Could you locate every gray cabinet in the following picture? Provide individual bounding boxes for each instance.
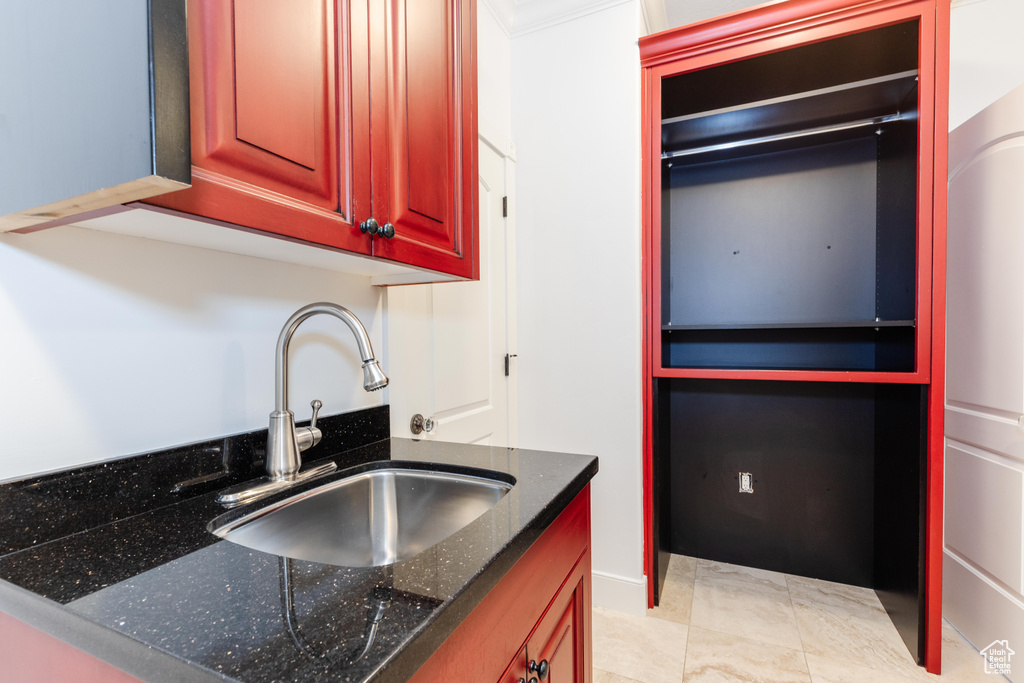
[0,0,189,231]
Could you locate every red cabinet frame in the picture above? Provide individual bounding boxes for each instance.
[640,0,948,673]
[145,0,477,280]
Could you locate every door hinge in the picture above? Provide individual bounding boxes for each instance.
[504,353,517,376]
[502,196,508,217]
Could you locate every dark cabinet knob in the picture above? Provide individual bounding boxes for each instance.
[378,222,396,239]
[529,659,549,680]
[359,217,379,235]
[516,679,538,683]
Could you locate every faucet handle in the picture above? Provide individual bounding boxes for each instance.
[296,400,323,453]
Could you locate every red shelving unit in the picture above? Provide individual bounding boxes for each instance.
[641,0,948,673]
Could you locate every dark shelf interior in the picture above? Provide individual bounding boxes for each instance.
[662,21,919,121]
[660,55,919,372]
[655,378,925,596]
[662,70,918,164]
[662,320,915,331]
[663,326,916,372]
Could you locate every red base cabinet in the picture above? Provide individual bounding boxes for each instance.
[640,0,947,674]
[145,0,477,280]
[412,486,592,683]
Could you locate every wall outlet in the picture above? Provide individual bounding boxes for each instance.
[739,472,754,493]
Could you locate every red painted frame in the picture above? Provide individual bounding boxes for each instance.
[367,0,479,280]
[146,0,371,255]
[145,0,477,280]
[640,0,948,673]
[0,611,144,682]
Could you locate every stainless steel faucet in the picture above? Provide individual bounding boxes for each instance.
[267,302,388,479]
[217,302,388,506]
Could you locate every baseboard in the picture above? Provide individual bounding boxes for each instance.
[944,550,1024,683]
[592,570,647,616]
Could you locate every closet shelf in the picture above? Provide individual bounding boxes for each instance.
[661,70,919,161]
[662,320,915,331]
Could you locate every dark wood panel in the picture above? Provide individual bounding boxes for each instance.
[660,21,919,119]
[875,117,920,325]
[663,137,879,328]
[874,384,928,664]
[663,327,915,372]
[651,378,671,605]
[662,379,877,586]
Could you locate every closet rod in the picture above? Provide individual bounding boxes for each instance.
[661,113,907,161]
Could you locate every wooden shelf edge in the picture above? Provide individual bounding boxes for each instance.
[662,320,916,330]
[652,368,930,383]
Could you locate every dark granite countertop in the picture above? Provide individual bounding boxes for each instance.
[0,406,598,682]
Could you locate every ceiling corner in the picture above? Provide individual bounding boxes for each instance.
[640,0,668,35]
[480,0,516,36]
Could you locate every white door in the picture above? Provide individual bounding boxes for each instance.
[944,83,1024,654]
[385,139,517,447]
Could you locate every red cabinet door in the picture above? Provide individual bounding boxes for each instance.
[146,0,372,254]
[529,599,577,683]
[365,0,478,278]
[499,646,529,683]
[143,0,479,279]
[525,550,591,683]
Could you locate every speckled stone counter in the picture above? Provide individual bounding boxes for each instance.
[0,406,598,682]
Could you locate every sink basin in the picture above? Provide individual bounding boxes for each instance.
[208,463,515,567]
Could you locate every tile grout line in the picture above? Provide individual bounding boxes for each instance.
[680,557,699,681]
[681,568,693,682]
[784,572,815,682]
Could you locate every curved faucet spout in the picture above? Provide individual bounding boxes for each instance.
[267,302,388,481]
[274,302,388,413]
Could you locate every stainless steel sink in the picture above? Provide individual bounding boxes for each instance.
[208,464,514,567]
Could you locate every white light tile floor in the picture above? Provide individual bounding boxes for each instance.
[592,555,1007,683]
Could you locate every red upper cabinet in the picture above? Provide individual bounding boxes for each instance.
[147,0,371,255]
[145,0,477,279]
[366,0,478,279]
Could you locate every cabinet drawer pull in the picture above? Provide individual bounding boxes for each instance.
[529,659,549,680]
[359,217,379,235]
[378,222,396,239]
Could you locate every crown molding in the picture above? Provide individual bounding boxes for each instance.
[639,0,668,34]
[511,0,635,38]
[480,0,515,37]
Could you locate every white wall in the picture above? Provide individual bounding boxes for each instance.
[478,1,514,146]
[0,226,383,482]
[663,0,760,29]
[512,0,646,614]
[948,0,1024,130]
